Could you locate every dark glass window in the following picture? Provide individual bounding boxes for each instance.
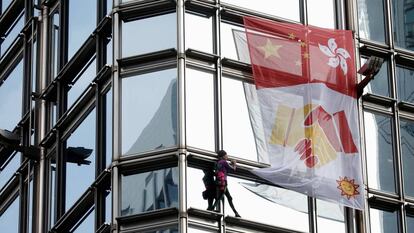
[121,69,177,155]
[364,112,395,193]
[407,213,414,233]
[392,0,414,51]
[65,109,96,211]
[362,57,390,97]
[0,60,23,130]
[1,15,24,56]
[68,0,96,60]
[51,11,60,80]
[67,58,96,109]
[396,65,414,103]
[186,68,214,151]
[121,167,178,216]
[370,207,399,233]
[70,209,95,233]
[121,13,176,57]
[400,118,414,197]
[0,152,20,190]
[221,0,300,21]
[358,0,387,43]
[0,196,20,232]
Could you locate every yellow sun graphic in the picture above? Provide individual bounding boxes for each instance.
[336,176,360,200]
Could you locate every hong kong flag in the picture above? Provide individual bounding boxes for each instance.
[242,17,364,209]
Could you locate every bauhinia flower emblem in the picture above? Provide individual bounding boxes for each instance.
[319,38,351,75]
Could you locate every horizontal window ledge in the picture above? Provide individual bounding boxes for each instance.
[398,101,414,113]
[188,207,223,221]
[118,48,177,68]
[117,207,178,227]
[186,49,219,62]
[118,0,176,22]
[362,93,395,107]
[225,215,306,233]
[221,57,252,73]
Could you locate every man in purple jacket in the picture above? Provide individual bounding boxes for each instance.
[208,150,240,217]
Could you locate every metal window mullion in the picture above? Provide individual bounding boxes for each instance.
[385,0,395,49]
[56,130,66,220]
[214,4,222,152]
[178,0,188,232]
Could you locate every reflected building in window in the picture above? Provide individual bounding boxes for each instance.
[1,0,414,232]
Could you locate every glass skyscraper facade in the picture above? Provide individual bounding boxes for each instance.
[0,0,414,232]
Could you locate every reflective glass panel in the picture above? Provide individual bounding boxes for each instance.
[2,0,12,13]
[122,13,176,57]
[105,89,112,167]
[370,207,398,233]
[221,0,300,21]
[400,119,414,197]
[68,0,96,60]
[392,0,414,51]
[185,13,213,54]
[1,15,24,56]
[186,68,214,151]
[222,77,258,161]
[71,209,94,233]
[105,190,111,223]
[225,176,309,231]
[0,196,19,232]
[49,160,56,227]
[396,65,414,102]
[121,167,178,216]
[67,58,96,109]
[220,22,249,62]
[407,213,414,233]
[65,109,96,210]
[357,0,386,43]
[0,152,20,190]
[364,112,395,193]
[122,69,177,155]
[107,0,112,15]
[0,60,23,130]
[141,227,178,233]
[308,0,335,29]
[362,57,390,97]
[317,199,345,233]
[51,12,60,80]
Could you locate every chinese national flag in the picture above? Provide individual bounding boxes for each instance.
[243,16,364,209]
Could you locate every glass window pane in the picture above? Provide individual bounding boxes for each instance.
[105,89,112,168]
[407,213,414,233]
[370,207,399,233]
[187,167,215,210]
[364,112,395,193]
[222,77,258,161]
[65,110,96,210]
[121,167,178,216]
[392,0,414,51]
[185,13,213,54]
[220,22,249,62]
[67,59,96,109]
[308,0,335,29]
[0,60,23,130]
[221,0,300,22]
[357,0,387,43]
[396,65,414,102]
[51,11,60,80]
[0,153,20,190]
[362,57,390,97]
[107,0,112,15]
[186,68,215,151]
[1,15,24,56]
[0,196,19,233]
[225,177,309,232]
[2,0,12,13]
[70,209,94,233]
[317,199,345,233]
[68,0,96,60]
[122,69,177,155]
[400,118,414,197]
[50,160,56,226]
[105,190,111,223]
[122,13,176,57]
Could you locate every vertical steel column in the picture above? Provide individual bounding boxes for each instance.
[34,4,49,233]
[111,0,120,231]
[177,0,187,232]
